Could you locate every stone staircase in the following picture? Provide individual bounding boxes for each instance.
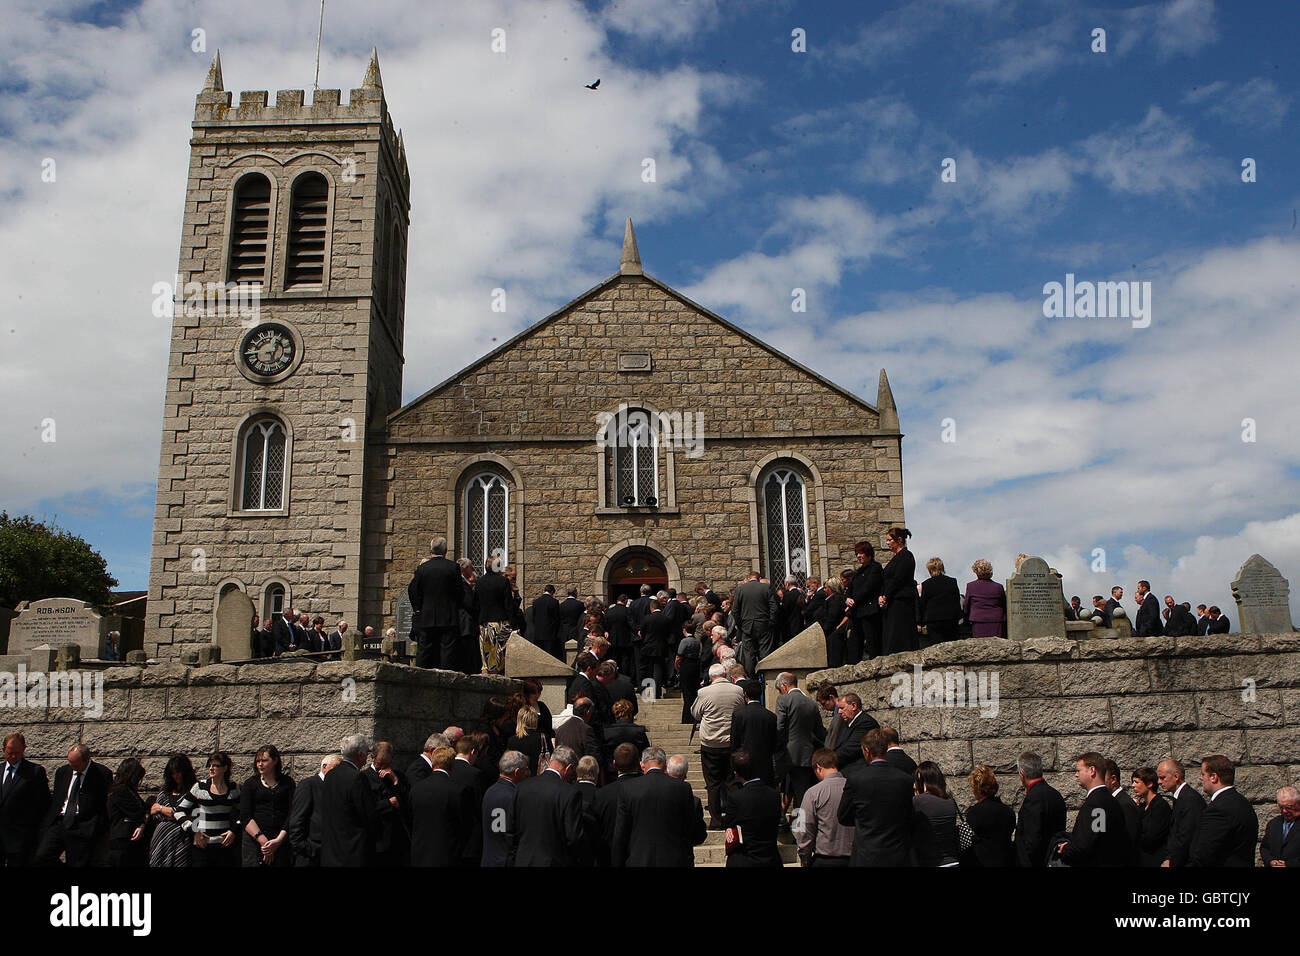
[638,695,799,867]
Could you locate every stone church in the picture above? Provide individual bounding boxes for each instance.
[144,52,905,661]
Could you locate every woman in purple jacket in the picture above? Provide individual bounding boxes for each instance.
[962,559,1006,638]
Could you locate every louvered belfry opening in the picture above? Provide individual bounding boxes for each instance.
[227,174,271,284]
[286,172,329,286]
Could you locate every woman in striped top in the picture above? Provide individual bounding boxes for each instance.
[179,751,241,867]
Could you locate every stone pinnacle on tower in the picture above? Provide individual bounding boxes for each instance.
[877,368,899,432]
[363,47,383,90]
[620,218,643,276]
[203,50,224,92]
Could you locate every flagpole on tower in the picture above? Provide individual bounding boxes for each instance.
[313,0,325,91]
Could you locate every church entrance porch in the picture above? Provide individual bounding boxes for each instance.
[606,548,668,602]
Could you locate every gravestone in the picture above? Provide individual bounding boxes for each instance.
[214,589,255,661]
[395,592,413,642]
[9,598,107,658]
[1006,556,1067,642]
[1231,554,1293,634]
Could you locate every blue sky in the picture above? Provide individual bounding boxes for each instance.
[1,0,1298,622]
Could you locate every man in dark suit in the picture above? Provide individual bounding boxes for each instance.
[481,750,530,867]
[1188,755,1258,867]
[1205,606,1230,633]
[36,744,112,867]
[1157,757,1205,867]
[409,746,475,867]
[509,746,584,866]
[730,680,778,785]
[408,537,469,669]
[1091,595,1111,628]
[1260,786,1300,867]
[1014,751,1067,867]
[529,585,562,659]
[612,747,705,867]
[1056,752,1132,866]
[602,699,651,776]
[594,743,642,867]
[273,607,298,654]
[569,653,613,732]
[775,673,825,806]
[449,735,489,867]
[731,572,775,679]
[558,587,586,649]
[1162,597,1197,637]
[1133,580,1163,637]
[324,620,347,653]
[406,733,447,789]
[1195,604,1209,635]
[803,578,829,630]
[832,693,879,771]
[296,612,316,652]
[1104,587,1124,628]
[604,594,634,676]
[288,754,341,866]
[596,660,637,717]
[319,735,380,867]
[1,733,50,866]
[722,749,783,867]
[817,686,845,752]
[836,728,914,866]
[1104,760,1142,864]
[881,727,917,777]
[639,599,675,697]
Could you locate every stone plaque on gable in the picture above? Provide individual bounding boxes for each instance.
[1006,556,1067,642]
[395,592,413,642]
[1231,554,1293,634]
[9,598,107,658]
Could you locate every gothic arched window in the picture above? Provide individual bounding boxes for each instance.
[761,466,809,585]
[285,172,329,286]
[239,417,288,511]
[464,472,509,574]
[227,173,271,284]
[610,408,660,507]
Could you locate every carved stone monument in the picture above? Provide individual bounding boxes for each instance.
[1006,556,1067,642]
[8,598,108,658]
[214,589,255,662]
[1231,554,1294,634]
[395,592,413,643]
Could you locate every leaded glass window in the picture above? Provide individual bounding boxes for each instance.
[465,473,509,574]
[240,419,287,510]
[762,468,809,585]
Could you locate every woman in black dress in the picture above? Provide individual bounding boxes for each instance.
[675,619,702,723]
[506,706,548,776]
[912,761,960,867]
[239,745,294,867]
[108,757,149,867]
[878,527,917,656]
[1133,766,1173,866]
[846,542,883,663]
[824,575,851,667]
[963,765,1017,867]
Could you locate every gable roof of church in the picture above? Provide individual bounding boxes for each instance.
[390,225,887,424]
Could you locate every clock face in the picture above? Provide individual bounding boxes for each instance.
[240,324,297,377]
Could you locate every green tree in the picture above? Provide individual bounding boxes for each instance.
[0,512,118,610]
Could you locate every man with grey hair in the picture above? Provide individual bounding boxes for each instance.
[510,746,583,866]
[612,747,706,866]
[574,755,601,866]
[407,732,451,787]
[666,753,707,850]
[1014,750,1066,867]
[288,754,342,867]
[481,751,530,867]
[1157,757,1205,868]
[408,534,467,670]
[1261,786,1300,867]
[320,734,379,867]
[35,743,111,867]
[775,671,825,807]
[692,663,746,830]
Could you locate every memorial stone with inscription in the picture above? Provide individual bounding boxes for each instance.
[8,598,107,658]
[1231,554,1294,634]
[1006,556,1067,642]
[395,592,413,643]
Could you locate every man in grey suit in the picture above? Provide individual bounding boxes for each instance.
[775,672,825,807]
[731,572,775,679]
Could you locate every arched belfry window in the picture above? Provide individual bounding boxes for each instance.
[464,473,509,574]
[761,466,809,585]
[286,172,329,286]
[611,408,660,507]
[239,417,288,511]
[227,174,271,284]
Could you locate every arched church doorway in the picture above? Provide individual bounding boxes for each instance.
[606,548,668,603]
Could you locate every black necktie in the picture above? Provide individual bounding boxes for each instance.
[2,764,14,797]
[64,772,82,822]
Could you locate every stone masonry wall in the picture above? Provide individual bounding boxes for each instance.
[808,633,1300,849]
[3,660,515,791]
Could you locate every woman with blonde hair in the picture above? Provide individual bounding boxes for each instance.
[963,765,1016,866]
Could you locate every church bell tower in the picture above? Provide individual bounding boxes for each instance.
[144,50,409,659]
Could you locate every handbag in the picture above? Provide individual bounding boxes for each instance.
[956,807,975,852]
